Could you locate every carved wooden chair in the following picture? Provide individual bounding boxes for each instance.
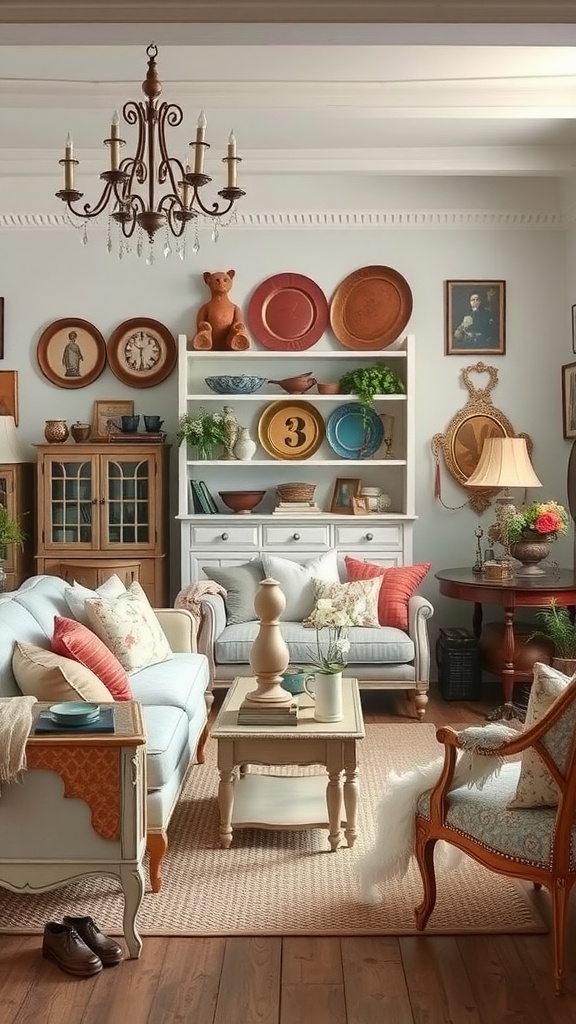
[414,675,576,994]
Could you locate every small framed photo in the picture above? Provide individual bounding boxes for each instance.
[445,280,506,355]
[571,304,576,354]
[330,477,361,514]
[352,495,370,515]
[562,362,576,439]
[92,399,134,440]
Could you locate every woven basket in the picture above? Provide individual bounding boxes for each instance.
[277,482,316,502]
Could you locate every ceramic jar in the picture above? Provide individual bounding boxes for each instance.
[44,419,69,443]
[233,426,257,461]
[70,421,91,443]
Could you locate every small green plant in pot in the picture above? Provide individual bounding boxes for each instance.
[177,409,228,459]
[529,599,576,674]
[0,504,24,591]
[338,365,405,424]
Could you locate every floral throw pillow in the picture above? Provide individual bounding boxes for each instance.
[84,581,173,674]
[508,661,575,809]
[344,556,431,631]
[303,577,382,628]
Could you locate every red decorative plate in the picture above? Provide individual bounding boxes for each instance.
[330,265,413,350]
[247,273,328,350]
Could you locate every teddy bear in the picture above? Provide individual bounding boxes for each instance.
[191,269,250,351]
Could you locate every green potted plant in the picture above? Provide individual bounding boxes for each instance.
[177,409,228,460]
[529,599,576,675]
[0,504,24,592]
[338,364,405,422]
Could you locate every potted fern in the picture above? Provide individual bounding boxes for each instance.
[338,364,405,409]
[529,599,576,675]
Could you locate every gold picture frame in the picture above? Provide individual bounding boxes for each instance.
[352,495,370,515]
[330,477,361,514]
[92,399,135,439]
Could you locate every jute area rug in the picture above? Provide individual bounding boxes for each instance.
[0,723,546,937]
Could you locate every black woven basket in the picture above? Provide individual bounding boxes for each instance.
[436,627,482,701]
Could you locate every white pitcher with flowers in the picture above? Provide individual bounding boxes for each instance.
[302,599,352,722]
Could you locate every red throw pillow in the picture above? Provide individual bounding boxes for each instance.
[52,615,132,701]
[344,557,431,631]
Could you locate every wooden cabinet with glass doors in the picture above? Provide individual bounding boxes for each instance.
[35,443,169,605]
[0,462,34,591]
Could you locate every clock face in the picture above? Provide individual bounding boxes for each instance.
[107,319,177,388]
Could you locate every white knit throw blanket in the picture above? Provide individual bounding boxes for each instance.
[0,695,37,791]
[358,723,517,903]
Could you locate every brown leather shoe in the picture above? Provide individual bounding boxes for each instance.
[63,915,123,966]
[42,922,103,976]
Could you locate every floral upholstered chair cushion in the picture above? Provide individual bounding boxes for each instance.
[508,661,576,808]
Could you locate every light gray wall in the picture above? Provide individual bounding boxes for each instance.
[0,172,570,633]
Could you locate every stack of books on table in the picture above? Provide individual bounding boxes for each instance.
[272,500,321,515]
[237,701,298,726]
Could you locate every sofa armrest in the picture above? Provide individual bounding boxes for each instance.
[153,608,197,653]
[196,594,227,681]
[408,594,434,683]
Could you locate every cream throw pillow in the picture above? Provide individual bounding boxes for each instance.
[84,580,173,674]
[304,576,383,628]
[64,574,127,626]
[13,641,113,703]
[508,661,573,809]
[260,550,340,620]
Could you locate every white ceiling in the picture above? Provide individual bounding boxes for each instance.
[2,21,576,179]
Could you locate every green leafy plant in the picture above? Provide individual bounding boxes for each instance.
[0,504,24,554]
[529,599,576,660]
[177,409,227,456]
[338,364,405,411]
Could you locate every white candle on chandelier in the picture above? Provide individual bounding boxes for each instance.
[193,111,207,174]
[227,130,237,188]
[64,132,74,190]
[182,163,192,208]
[110,109,120,172]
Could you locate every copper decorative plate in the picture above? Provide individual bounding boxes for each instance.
[258,401,325,460]
[247,273,328,351]
[330,265,413,350]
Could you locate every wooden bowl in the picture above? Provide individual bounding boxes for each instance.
[218,490,266,514]
[268,373,316,394]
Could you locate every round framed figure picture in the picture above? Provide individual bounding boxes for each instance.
[107,318,177,388]
[37,318,107,389]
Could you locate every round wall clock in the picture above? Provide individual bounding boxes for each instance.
[107,318,177,388]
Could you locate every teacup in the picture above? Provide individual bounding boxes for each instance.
[281,668,306,695]
[120,415,140,433]
[143,415,164,432]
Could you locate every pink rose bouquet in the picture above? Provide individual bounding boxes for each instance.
[504,500,569,544]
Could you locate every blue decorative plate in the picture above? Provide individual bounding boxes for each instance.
[326,403,384,460]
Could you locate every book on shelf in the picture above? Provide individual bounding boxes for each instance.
[275,500,318,508]
[237,705,298,727]
[190,479,215,515]
[107,431,167,443]
[273,502,321,515]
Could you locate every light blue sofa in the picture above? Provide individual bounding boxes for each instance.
[0,575,212,892]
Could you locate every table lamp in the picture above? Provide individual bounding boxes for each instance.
[465,436,542,558]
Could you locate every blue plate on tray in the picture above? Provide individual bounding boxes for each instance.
[49,702,101,727]
[326,403,384,460]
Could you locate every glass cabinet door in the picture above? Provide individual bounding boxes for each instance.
[101,454,156,550]
[0,467,17,569]
[47,457,95,547]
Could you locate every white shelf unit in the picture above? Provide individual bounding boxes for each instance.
[177,333,416,586]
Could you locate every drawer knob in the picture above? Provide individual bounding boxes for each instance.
[293,532,301,541]
[366,532,374,541]
[221,532,229,541]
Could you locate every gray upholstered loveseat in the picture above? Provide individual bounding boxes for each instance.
[0,575,211,892]
[197,552,434,718]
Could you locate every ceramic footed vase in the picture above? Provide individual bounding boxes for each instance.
[233,426,257,461]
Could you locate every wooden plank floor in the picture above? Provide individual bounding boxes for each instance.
[2,686,576,1024]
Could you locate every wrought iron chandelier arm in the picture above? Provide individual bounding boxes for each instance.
[60,180,116,220]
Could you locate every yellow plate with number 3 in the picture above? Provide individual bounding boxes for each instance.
[257,401,325,460]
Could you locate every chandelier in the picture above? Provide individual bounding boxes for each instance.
[55,43,245,262]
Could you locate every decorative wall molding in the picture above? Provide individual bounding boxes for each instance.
[0,210,565,231]
[0,1,574,24]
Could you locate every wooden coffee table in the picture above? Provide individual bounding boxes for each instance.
[211,676,365,851]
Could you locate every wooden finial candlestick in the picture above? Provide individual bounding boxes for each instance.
[244,577,292,706]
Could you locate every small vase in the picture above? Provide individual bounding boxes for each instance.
[304,671,344,723]
[233,426,257,461]
[44,419,69,444]
[509,529,551,576]
[195,444,213,461]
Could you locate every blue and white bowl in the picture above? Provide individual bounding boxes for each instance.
[205,375,267,395]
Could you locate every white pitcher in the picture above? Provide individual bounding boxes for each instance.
[304,671,344,723]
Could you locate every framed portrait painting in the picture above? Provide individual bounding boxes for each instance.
[445,280,506,356]
[330,477,361,514]
[37,318,107,389]
[562,362,576,439]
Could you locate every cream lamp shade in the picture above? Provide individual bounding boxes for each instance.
[465,437,542,490]
[0,416,28,463]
